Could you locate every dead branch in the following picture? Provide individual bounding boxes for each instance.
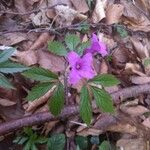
[0,84,150,135]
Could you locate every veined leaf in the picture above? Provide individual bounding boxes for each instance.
[90,74,120,87]
[0,73,14,89]
[79,86,92,125]
[0,61,28,73]
[91,87,115,113]
[22,67,58,82]
[26,82,54,101]
[77,41,90,56]
[99,141,110,150]
[0,48,15,63]
[65,34,80,50]
[47,134,65,150]
[48,41,67,56]
[49,83,64,116]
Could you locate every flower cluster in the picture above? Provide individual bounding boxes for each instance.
[67,33,107,85]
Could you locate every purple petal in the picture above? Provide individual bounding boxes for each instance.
[68,69,81,85]
[67,51,80,67]
[91,33,99,43]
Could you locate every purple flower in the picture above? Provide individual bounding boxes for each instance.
[67,51,96,85]
[85,33,108,57]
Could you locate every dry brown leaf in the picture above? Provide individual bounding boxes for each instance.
[0,33,26,46]
[0,98,16,107]
[26,85,56,113]
[121,0,150,32]
[99,59,108,74]
[112,47,129,68]
[92,0,106,23]
[48,0,72,7]
[130,37,149,59]
[108,123,137,134]
[120,105,149,116]
[55,5,78,26]
[29,33,54,51]
[37,50,66,73]
[15,50,38,66]
[117,138,148,150]
[77,128,103,136]
[42,120,59,135]
[70,0,89,13]
[106,4,124,25]
[131,76,150,84]
[125,63,146,76]
[142,117,150,129]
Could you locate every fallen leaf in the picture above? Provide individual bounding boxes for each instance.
[26,85,56,113]
[120,105,149,116]
[121,0,150,32]
[108,123,137,134]
[70,0,89,13]
[0,98,16,107]
[29,33,54,51]
[15,50,38,66]
[125,63,146,76]
[131,76,150,84]
[37,50,66,73]
[117,138,148,150]
[92,0,106,23]
[0,33,27,46]
[130,37,149,59]
[106,4,124,25]
[142,117,150,129]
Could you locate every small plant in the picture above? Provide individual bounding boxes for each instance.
[13,127,47,150]
[22,33,120,125]
[14,128,65,150]
[0,47,28,89]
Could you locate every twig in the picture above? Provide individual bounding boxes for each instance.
[112,83,150,104]
[0,84,150,135]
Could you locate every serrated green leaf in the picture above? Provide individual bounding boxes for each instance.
[49,83,64,116]
[75,136,88,150]
[35,137,48,144]
[116,26,128,38]
[99,141,110,150]
[65,34,80,50]
[0,61,29,73]
[80,86,92,125]
[91,87,115,113]
[90,74,120,87]
[0,48,15,63]
[22,67,58,82]
[48,41,67,56]
[47,134,66,150]
[76,41,90,56]
[26,82,54,101]
[0,74,14,89]
[17,137,28,145]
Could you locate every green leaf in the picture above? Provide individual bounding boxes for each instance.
[48,41,67,56]
[49,83,64,116]
[76,41,90,56]
[0,48,15,63]
[90,74,120,87]
[65,34,80,50]
[75,136,88,150]
[26,82,54,101]
[91,87,115,113]
[22,67,58,82]
[47,134,66,150]
[35,137,48,144]
[0,74,14,89]
[0,61,28,74]
[116,25,128,38]
[99,141,110,150]
[17,137,28,145]
[31,144,38,150]
[143,58,150,67]
[79,86,92,125]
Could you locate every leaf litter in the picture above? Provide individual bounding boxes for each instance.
[0,0,150,149]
